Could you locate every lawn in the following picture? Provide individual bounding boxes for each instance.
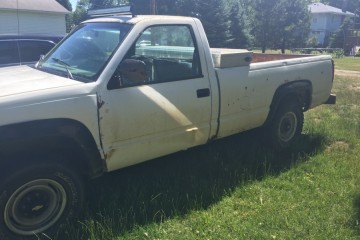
[333,57,360,71]
[56,60,360,240]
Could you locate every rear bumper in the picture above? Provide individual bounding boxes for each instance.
[324,94,336,104]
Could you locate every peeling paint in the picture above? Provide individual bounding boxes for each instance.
[97,95,105,109]
[98,99,105,109]
[104,148,115,160]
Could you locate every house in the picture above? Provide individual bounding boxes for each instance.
[308,2,355,46]
[0,0,70,35]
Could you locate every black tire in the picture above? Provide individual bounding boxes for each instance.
[267,100,304,149]
[0,162,84,240]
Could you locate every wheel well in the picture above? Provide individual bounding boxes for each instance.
[264,80,312,126]
[0,119,105,179]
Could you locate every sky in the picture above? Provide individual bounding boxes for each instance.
[69,0,78,10]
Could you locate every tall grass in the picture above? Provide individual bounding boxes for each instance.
[56,66,360,240]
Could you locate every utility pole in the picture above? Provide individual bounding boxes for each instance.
[150,0,156,15]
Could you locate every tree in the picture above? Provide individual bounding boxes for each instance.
[274,0,311,53]
[130,0,152,14]
[154,0,190,15]
[138,0,235,47]
[89,0,128,9]
[71,0,251,48]
[71,0,129,26]
[251,0,277,53]
[329,17,354,48]
[227,0,253,48]
[251,0,310,53]
[72,0,91,25]
[194,0,233,47]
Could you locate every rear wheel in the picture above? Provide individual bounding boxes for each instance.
[267,100,304,149]
[0,162,84,240]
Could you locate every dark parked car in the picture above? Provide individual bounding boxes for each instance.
[0,35,63,68]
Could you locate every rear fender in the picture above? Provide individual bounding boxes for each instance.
[264,80,312,126]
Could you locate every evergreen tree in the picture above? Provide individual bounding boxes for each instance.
[155,0,191,15]
[90,0,128,9]
[275,0,310,53]
[71,0,128,26]
[251,0,310,53]
[251,0,277,53]
[72,0,91,25]
[145,0,235,47]
[194,0,233,47]
[329,17,354,48]
[227,0,253,48]
[129,0,149,14]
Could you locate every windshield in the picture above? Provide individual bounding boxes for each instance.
[37,22,132,82]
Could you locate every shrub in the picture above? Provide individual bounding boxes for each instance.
[331,49,344,58]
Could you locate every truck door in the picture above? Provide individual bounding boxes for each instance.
[99,24,212,171]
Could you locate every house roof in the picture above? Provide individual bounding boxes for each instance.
[309,3,355,16]
[0,0,69,14]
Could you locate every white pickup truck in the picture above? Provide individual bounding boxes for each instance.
[0,15,335,239]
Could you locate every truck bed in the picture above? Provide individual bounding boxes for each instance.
[252,53,315,63]
[214,53,334,138]
[210,48,316,68]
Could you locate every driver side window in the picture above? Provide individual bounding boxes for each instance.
[108,24,202,89]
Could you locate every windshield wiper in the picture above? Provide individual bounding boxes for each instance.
[52,58,74,79]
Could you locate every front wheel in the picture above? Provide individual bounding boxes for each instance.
[267,100,304,149]
[0,162,84,240]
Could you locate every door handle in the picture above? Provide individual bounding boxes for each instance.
[197,88,210,98]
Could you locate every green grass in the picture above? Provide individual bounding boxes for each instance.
[55,66,360,240]
[333,57,360,71]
